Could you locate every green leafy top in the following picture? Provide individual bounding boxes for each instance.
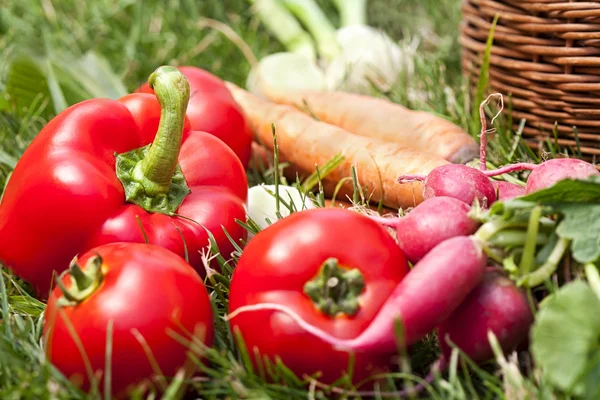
[531,280,600,396]
[487,177,600,264]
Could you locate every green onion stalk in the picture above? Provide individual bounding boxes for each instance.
[333,0,367,27]
[249,0,316,60]
[281,0,342,62]
[246,0,329,96]
[247,0,406,95]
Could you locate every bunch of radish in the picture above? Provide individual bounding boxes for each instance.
[367,110,597,380]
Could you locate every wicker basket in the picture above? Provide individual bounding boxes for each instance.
[460,0,600,163]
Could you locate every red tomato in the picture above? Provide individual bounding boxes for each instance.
[228,208,410,384]
[137,66,253,167]
[43,242,214,398]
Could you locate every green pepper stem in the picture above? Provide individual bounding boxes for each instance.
[133,66,190,196]
[333,0,367,26]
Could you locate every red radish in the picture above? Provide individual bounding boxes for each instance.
[482,159,599,194]
[437,268,533,364]
[372,196,480,263]
[227,235,487,354]
[398,165,497,207]
[492,180,526,201]
[526,158,599,193]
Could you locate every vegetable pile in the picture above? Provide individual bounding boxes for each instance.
[1,1,600,398]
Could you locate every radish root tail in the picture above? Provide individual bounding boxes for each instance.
[226,303,347,349]
[369,214,401,227]
[479,93,504,171]
[482,163,537,177]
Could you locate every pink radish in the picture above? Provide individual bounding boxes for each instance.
[482,159,599,194]
[492,180,526,201]
[397,165,497,207]
[227,235,487,354]
[437,268,533,364]
[525,158,599,193]
[372,196,480,263]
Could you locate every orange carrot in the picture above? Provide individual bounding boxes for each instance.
[227,82,449,209]
[261,89,478,164]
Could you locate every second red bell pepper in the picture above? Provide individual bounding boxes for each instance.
[0,66,248,298]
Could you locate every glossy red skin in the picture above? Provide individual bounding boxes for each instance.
[138,66,252,167]
[0,95,248,298]
[525,158,600,193]
[394,196,480,263]
[424,165,497,207]
[437,268,533,364]
[492,181,526,201]
[228,208,410,383]
[43,243,214,398]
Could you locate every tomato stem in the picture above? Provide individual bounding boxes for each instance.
[56,255,105,307]
[303,258,365,317]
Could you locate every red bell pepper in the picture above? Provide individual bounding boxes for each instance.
[0,66,248,298]
[137,66,253,167]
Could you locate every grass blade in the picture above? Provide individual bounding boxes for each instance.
[470,14,499,135]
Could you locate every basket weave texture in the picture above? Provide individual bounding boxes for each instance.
[460,0,600,162]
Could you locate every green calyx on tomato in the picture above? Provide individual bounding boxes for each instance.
[115,66,192,215]
[56,255,104,307]
[303,257,365,317]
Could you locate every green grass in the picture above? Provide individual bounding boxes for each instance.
[0,0,574,399]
